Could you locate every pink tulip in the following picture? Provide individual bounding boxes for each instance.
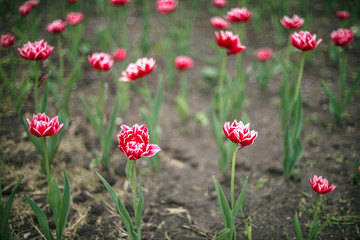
[212,0,227,8]
[225,7,252,23]
[18,4,32,16]
[88,52,114,71]
[109,0,130,6]
[18,40,54,61]
[112,48,127,61]
[309,175,337,194]
[215,31,246,55]
[330,28,354,46]
[118,124,161,160]
[336,10,350,20]
[156,0,178,14]
[119,57,156,82]
[210,17,230,30]
[255,48,273,62]
[46,19,67,34]
[174,56,194,70]
[290,31,322,51]
[26,113,64,137]
[1,33,15,48]
[66,12,84,26]
[223,120,258,150]
[280,14,304,29]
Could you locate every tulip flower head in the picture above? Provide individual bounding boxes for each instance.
[118,124,161,160]
[280,14,304,29]
[112,48,127,61]
[26,0,39,7]
[212,0,227,8]
[336,10,350,20]
[223,120,258,150]
[174,56,194,70]
[66,12,84,26]
[1,33,15,48]
[309,175,337,194]
[156,0,178,14]
[210,17,230,30]
[18,3,32,16]
[26,113,64,137]
[119,57,156,82]
[255,48,273,62]
[46,19,67,34]
[330,28,354,46]
[109,0,130,6]
[225,7,252,23]
[18,40,54,61]
[215,31,246,55]
[290,31,323,51]
[88,52,114,71]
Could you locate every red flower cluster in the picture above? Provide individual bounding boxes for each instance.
[225,7,252,23]
[118,124,161,160]
[212,0,227,8]
[1,33,15,48]
[156,0,178,14]
[330,28,354,46]
[119,57,156,82]
[46,19,67,34]
[112,48,127,61]
[88,52,114,71]
[290,30,322,51]
[174,56,194,70]
[309,175,337,194]
[26,113,64,137]
[255,48,273,62]
[210,17,229,30]
[66,12,84,26]
[280,14,304,29]
[223,120,258,150]
[336,10,350,20]
[18,40,54,61]
[109,0,130,6]
[215,31,246,55]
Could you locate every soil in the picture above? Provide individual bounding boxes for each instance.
[1,1,360,240]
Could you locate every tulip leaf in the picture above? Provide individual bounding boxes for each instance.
[15,77,32,112]
[80,97,98,133]
[231,176,248,219]
[213,176,232,229]
[294,213,304,240]
[342,71,360,108]
[13,233,19,240]
[135,179,144,229]
[215,228,232,240]
[105,93,119,147]
[321,81,339,115]
[56,170,71,240]
[47,177,61,223]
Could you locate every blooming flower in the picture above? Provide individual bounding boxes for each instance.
[46,19,67,34]
[215,31,246,55]
[255,48,273,62]
[210,17,229,30]
[119,57,156,82]
[18,3,32,16]
[336,10,350,20]
[88,52,114,71]
[118,124,161,160]
[66,12,84,26]
[309,175,337,194]
[223,120,258,150]
[290,31,323,51]
[225,7,252,23]
[26,113,64,137]
[174,56,194,70]
[1,33,15,48]
[156,0,178,14]
[18,40,54,61]
[212,0,227,8]
[280,14,304,29]
[26,0,39,7]
[330,28,354,46]
[109,0,130,6]
[112,48,127,61]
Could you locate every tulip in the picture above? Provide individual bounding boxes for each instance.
[225,7,252,23]
[255,48,273,62]
[215,31,246,55]
[174,56,193,70]
[212,0,227,8]
[18,4,32,16]
[118,124,161,160]
[18,40,54,61]
[336,10,350,20]
[280,14,304,29]
[46,19,67,34]
[210,17,229,30]
[26,113,64,138]
[108,0,130,5]
[309,175,337,194]
[330,28,354,46]
[26,0,39,7]
[156,0,178,14]
[66,12,84,26]
[0,33,15,48]
[290,30,323,51]
[223,120,258,150]
[112,48,127,61]
[119,57,156,82]
[88,52,114,71]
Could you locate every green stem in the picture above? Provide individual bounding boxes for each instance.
[99,71,104,109]
[230,144,238,209]
[34,61,39,113]
[42,137,51,184]
[180,72,188,99]
[339,48,349,103]
[131,160,137,217]
[313,194,320,221]
[218,52,227,122]
[57,35,64,89]
[141,78,152,103]
[119,6,128,48]
[293,53,306,108]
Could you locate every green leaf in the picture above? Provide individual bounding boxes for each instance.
[215,228,232,240]
[80,97,99,134]
[294,213,304,240]
[47,177,61,223]
[342,71,360,108]
[321,81,340,115]
[13,233,19,240]
[231,177,248,219]
[105,93,119,147]
[213,177,232,229]
[283,123,293,179]
[15,77,31,112]
[25,195,54,240]
[56,170,71,240]
[135,179,144,229]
